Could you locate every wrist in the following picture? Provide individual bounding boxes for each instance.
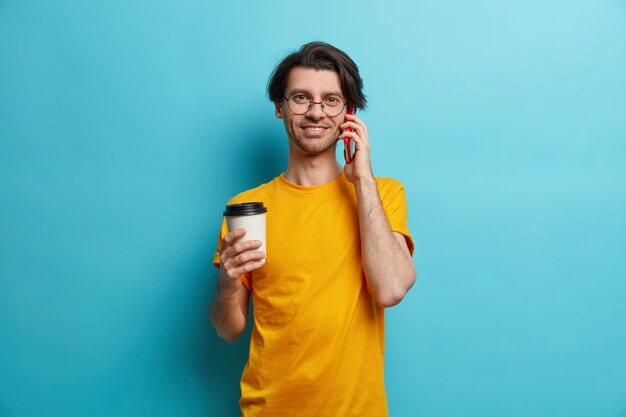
[353,175,377,191]
[219,284,241,302]
[219,270,242,296]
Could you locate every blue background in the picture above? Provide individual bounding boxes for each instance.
[1,1,625,416]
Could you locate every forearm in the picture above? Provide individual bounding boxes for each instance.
[209,273,248,342]
[355,177,416,307]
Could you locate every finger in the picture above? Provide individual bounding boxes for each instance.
[339,132,369,150]
[231,259,266,276]
[220,245,265,268]
[223,239,263,259]
[233,239,262,251]
[340,121,362,132]
[225,254,266,274]
[223,228,246,245]
[339,124,369,145]
[220,259,264,286]
[228,250,266,267]
[345,114,368,135]
[338,129,360,141]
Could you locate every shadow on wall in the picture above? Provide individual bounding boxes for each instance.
[182,118,284,415]
[210,103,288,196]
[223,109,287,192]
[161,239,252,417]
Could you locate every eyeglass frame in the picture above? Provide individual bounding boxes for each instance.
[282,94,348,117]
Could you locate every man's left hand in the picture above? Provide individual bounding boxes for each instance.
[339,113,374,184]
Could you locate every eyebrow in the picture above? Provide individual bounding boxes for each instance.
[287,88,344,97]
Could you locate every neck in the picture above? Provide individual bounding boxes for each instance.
[284,145,343,186]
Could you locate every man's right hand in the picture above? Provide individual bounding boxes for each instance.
[211,228,261,342]
[219,228,265,293]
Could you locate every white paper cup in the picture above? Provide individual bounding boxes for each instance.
[224,202,268,260]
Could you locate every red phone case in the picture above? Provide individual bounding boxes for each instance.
[343,107,356,164]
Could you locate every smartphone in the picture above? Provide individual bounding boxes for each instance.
[343,106,356,164]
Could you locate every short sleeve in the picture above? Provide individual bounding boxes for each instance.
[378,179,414,256]
[212,217,253,290]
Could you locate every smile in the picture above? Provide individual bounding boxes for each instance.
[302,126,328,133]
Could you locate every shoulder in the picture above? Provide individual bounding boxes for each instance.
[227,176,279,205]
[374,176,405,195]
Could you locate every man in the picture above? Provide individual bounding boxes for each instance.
[210,41,415,417]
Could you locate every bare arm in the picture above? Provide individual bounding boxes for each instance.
[209,228,264,342]
[341,113,416,308]
[354,177,415,307]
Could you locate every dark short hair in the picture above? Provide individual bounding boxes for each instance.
[267,41,367,110]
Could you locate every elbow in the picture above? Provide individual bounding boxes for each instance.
[376,288,407,308]
[218,330,243,343]
[209,308,245,343]
[376,270,416,308]
[215,324,245,343]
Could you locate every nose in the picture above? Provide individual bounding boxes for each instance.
[305,101,326,119]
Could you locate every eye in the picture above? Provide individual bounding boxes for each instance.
[324,96,343,106]
[292,94,310,104]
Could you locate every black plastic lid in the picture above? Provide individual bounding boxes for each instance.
[224,202,267,216]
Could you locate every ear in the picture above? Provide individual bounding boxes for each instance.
[275,101,284,119]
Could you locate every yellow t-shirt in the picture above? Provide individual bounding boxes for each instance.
[213,173,414,417]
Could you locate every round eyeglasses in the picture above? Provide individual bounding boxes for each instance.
[283,94,347,117]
